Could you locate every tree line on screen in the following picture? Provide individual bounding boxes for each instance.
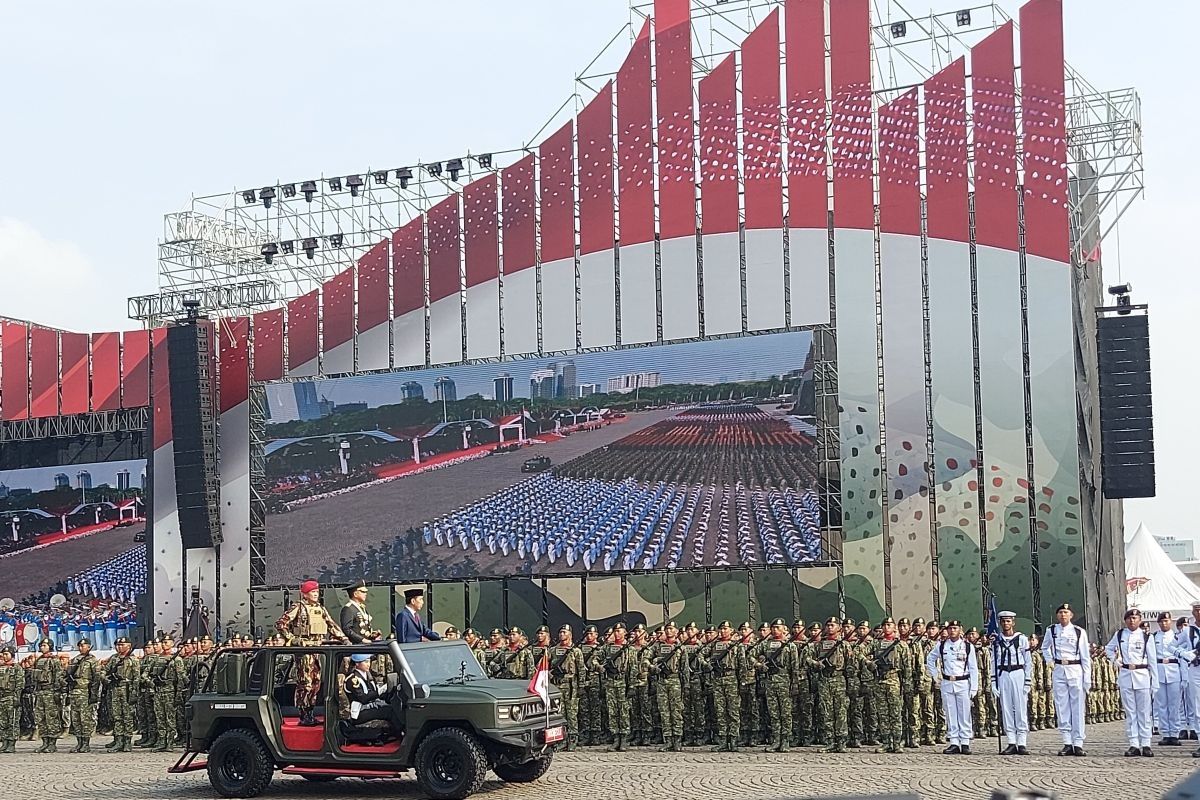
[265,376,814,440]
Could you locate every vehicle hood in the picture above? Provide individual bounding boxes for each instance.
[426,679,558,703]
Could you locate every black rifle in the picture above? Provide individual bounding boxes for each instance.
[873,640,901,678]
[601,641,632,678]
[758,641,789,676]
[492,643,532,678]
[654,642,687,677]
[550,645,579,681]
[816,640,843,675]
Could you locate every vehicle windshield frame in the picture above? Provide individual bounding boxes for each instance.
[396,641,487,685]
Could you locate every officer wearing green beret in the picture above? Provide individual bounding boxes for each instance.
[751,619,799,752]
[578,625,603,746]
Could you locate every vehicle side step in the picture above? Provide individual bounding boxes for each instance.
[168,751,207,773]
[282,765,406,779]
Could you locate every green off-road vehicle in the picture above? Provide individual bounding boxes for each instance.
[170,639,565,799]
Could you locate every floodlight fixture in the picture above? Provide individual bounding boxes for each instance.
[281,183,297,199]
[891,22,907,39]
[373,170,389,185]
[475,153,493,168]
[329,233,344,248]
[259,186,276,209]
[396,167,414,188]
[301,180,317,202]
[425,162,443,178]
[279,240,295,255]
[261,242,278,264]
[446,158,464,181]
[328,177,343,192]
[241,190,256,205]
[346,174,364,197]
[302,237,318,259]
[956,9,971,26]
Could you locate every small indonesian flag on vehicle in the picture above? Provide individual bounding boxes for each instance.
[528,653,550,706]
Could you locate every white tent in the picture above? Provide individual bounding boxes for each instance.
[1125,523,1199,616]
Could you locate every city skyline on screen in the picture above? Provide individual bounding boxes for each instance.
[266,330,813,423]
[0,458,146,494]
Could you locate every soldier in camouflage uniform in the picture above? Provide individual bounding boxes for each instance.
[788,621,809,747]
[548,625,583,751]
[856,621,877,746]
[31,638,65,753]
[491,627,535,680]
[749,618,798,753]
[479,629,504,677]
[868,618,910,753]
[736,622,759,746]
[577,625,603,746]
[627,624,653,746]
[695,621,745,751]
[1028,632,1044,730]
[276,580,348,726]
[529,626,553,671]
[804,617,850,753]
[66,636,101,753]
[0,646,23,753]
[134,640,158,746]
[152,639,188,752]
[593,621,636,751]
[966,627,993,738]
[101,637,139,752]
[681,623,705,746]
[913,621,942,744]
[640,622,690,751]
[840,618,862,748]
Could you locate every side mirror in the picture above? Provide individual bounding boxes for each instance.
[413,683,431,700]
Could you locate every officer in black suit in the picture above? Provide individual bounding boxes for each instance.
[345,654,403,733]
[396,588,441,643]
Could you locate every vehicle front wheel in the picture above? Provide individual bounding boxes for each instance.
[206,729,275,798]
[415,727,488,800]
[493,752,553,783]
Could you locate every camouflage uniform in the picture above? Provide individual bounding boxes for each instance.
[152,645,188,752]
[842,622,863,748]
[805,620,850,753]
[750,620,799,752]
[681,627,707,746]
[66,642,101,752]
[592,625,637,751]
[868,622,911,753]
[629,628,653,745]
[577,627,603,746]
[276,590,347,725]
[548,626,584,751]
[696,622,747,751]
[31,642,65,752]
[855,627,877,745]
[490,630,535,681]
[0,649,23,752]
[737,626,759,746]
[912,628,940,744]
[641,626,691,751]
[968,632,992,737]
[135,643,159,745]
[101,639,139,752]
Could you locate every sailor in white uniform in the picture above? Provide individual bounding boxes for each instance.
[990,611,1032,755]
[925,619,978,754]
[1152,611,1183,746]
[1105,608,1158,757]
[1168,601,1200,757]
[1041,602,1092,756]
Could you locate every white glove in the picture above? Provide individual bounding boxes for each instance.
[1023,681,1031,694]
[991,686,1000,699]
[970,689,978,700]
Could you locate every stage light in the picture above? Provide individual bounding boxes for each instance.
[281,183,297,199]
[373,171,389,185]
[1109,283,1133,315]
[328,177,343,192]
[302,237,318,259]
[346,174,363,197]
[475,153,493,168]
[329,233,344,248]
[891,22,907,39]
[259,186,276,209]
[1107,282,1133,295]
[261,242,278,264]
[241,190,256,205]
[425,162,443,178]
[279,240,295,255]
[301,180,317,202]
[446,158,464,181]
[396,167,414,189]
[956,9,971,26]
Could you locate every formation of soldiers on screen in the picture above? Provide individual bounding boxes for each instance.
[3,585,1196,760]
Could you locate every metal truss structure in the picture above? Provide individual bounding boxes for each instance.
[0,407,148,443]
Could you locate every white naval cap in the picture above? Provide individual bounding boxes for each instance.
[997,611,1017,619]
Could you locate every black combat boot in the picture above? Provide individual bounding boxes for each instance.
[78,737,91,754]
[105,736,121,751]
[35,737,50,753]
[119,736,133,753]
[671,736,683,752]
[69,736,82,753]
[565,734,577,752]
[45,737,57,753]
[773,734,786,753]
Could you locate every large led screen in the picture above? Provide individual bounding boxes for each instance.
[0,455,146,601]
[262,330,820,584]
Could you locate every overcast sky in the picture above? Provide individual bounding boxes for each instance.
[0,1,1192,541]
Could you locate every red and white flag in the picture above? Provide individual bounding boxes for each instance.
[527,653,550,706]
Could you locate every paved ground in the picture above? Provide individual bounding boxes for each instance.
[264,409,678,583]
[0,523,143,598]
[4,722,1195,800]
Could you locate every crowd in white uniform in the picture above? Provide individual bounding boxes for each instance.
[922,602,1200,757]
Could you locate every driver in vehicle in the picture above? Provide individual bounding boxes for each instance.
[344,654,404,735]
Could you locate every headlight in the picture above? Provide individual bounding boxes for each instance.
[510,703,525,722]
[550,696,562,713]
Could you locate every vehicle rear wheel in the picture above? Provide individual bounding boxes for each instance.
[206,729,275,798]
[493,752,553,783]
[415,727,488,800]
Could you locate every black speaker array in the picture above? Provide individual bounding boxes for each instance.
[1097,313,1155,499]
[166,322,223,548]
